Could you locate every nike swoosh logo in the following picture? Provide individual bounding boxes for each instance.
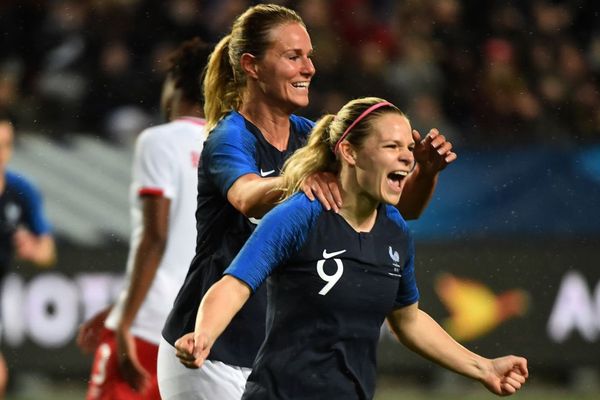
[322,249,346,259]
[260,169,275,177]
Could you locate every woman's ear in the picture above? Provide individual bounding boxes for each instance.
[240,53,258,79]
[338,141,357,166]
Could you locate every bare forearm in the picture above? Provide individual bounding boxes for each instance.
[229,176,284,218]
[195,276,250,346]
[397,165,438,220]
[390,309,488,381]
[118,236,166,329]
[400,128,456,220]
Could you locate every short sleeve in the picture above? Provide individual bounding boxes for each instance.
[225,194,322,292]
[384,205,419,308]
[134,129,176,199]
[203,118,258,198]
[393,239,419,308]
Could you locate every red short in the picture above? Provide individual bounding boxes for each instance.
[86,328,160,400]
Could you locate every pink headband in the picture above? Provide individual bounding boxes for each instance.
[333,101,392,155]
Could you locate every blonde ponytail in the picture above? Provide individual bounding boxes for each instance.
[203,35,242,132]
[279,115,338,199]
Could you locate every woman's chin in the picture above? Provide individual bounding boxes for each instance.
[380,192,402,206]
[381,183,403,204]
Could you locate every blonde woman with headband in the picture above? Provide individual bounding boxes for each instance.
[160,3,455,399]
[176,97,528,400]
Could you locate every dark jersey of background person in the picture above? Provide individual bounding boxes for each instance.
[0,171,52,277]
[162,111,314,368]
[224,193,419,400]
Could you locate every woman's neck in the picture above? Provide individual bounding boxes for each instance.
[239,102,291,151]
[338,190,379,233]
[337,166,380,232]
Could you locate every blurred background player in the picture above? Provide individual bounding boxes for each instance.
[77,38,211,400]
[0,110,56,399]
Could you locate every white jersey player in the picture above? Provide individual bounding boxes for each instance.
[79,38,211,400]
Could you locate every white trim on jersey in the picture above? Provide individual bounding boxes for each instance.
[105,118,206,344]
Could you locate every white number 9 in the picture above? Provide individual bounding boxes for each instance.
[316,258,344,295]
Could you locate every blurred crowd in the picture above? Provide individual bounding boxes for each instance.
[0,0,599,147]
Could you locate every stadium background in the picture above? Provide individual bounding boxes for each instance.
[1,0,599,398]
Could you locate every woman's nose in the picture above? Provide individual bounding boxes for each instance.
[302,57,315,76]
[400,149,415,170]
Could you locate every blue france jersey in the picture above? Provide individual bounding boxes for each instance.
[226,194,419,400]
[162,111,314,367]
[0,171,52,275]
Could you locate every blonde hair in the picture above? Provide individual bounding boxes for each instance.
[279,97,405,199]
[203,4,305,132]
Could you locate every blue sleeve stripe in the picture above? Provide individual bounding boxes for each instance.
[225,194,321,292]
